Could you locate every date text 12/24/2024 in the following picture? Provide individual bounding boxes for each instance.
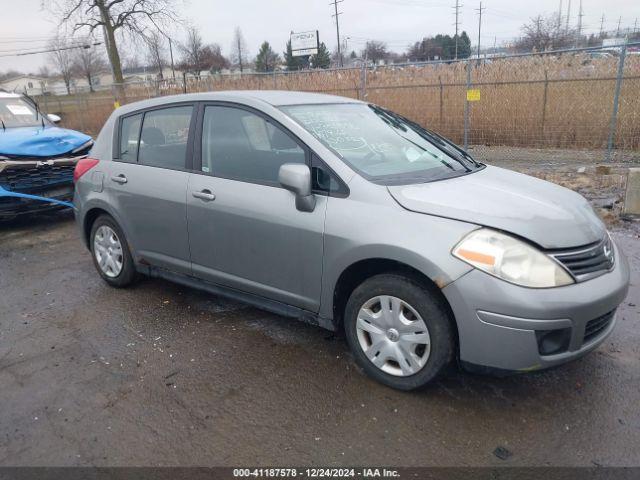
[233,468,400,478]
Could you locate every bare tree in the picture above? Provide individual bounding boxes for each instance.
[178,26,229,76]
[0,70,22,82]
[72,43,107,92]
[47,0,180,98]
[231,26,248,72]
[515,14,575,52]
[178,26,205,77]
[145,30,165,79]
[49,35,74,94]
[362,40,388,64]
[122,51,143,71]
[37,65,52,78]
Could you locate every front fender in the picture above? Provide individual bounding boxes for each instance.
[319,191,477,320]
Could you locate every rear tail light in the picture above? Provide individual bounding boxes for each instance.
[73,158,99,182]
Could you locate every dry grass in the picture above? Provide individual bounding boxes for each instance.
[45,53,640,155]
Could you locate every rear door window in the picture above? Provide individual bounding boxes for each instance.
[138,106,193,170]
[119,113,142,163]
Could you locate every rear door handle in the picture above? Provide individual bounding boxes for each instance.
[111,174,127,184]
[192,189,216,201]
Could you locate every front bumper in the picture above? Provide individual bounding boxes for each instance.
[0,157,78,219]
[442,241,630,372]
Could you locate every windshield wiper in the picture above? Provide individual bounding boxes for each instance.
[369,105,407,132]
[375,107,471,173]
[21,92,41,123]
[378,106,479,170]
[399,134,457,171]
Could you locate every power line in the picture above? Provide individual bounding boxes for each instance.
[452,0,462,60]
[0,41,94,55]
[0,42,101,59]
[330,0,344,67]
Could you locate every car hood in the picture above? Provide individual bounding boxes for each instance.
[0,125,92,158]
[387,165,606,249]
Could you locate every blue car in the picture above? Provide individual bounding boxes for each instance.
[0,91,93,219]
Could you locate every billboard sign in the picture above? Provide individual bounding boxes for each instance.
[291,31,319,57]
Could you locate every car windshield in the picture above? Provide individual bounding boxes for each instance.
[0,97,40,128]
[281,103,482,185]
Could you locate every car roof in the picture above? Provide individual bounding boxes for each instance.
[115,90,363,116]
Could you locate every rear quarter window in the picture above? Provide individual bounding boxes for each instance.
[119,113,142,162]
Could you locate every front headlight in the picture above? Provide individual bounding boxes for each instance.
[452,228,574,288]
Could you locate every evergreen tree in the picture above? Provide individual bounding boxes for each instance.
[310,42,331,69]
[458,31,472,58]
[284,40,304,71]
[255,41,280,72]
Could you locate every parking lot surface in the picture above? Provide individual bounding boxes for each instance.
[0,211,639,467]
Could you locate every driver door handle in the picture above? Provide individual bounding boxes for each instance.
[111,174,127,184]
[192,189,216,201]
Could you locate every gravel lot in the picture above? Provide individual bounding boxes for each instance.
[0,208,639,467]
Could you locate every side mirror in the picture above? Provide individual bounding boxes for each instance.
[278,163,316,212]
[47,113,61,123]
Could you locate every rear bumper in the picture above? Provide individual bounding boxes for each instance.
[442,240,630,372]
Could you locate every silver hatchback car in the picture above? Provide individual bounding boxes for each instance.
[74,91,630,390]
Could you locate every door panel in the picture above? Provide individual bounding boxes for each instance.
[107,105,194,274]
[187,104,327,312]
[188,175,327,311]
[108,163,191,274]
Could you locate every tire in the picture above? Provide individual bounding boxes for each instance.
[89,214,137,288]
[344,273,455,390]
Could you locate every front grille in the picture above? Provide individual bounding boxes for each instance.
[551,236,615,281]
[584,309,616,343]
[0,164,75,192]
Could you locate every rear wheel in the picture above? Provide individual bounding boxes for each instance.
[90,215,137,288]
[344,273,455,390]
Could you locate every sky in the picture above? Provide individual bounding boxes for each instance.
[0,0,638,75]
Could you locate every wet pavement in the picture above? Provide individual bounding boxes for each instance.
[0,211,638,467]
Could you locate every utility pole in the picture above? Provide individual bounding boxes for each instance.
[577,0,584,44]
[168,38,176,80]
[453,0,462,59]
[476,1,485,59]
[634,18,638,34]
[565,0,571,33]
[331,0,344,67]
[616,16,622,36]
[600,14,605,37]
[558,0,563,33]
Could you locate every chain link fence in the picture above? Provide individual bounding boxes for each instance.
[38,43,640,166]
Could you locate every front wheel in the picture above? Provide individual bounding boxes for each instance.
[344,274,455,390]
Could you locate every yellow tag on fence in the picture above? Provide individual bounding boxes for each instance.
[113,101,121,109]
[466,89,481,102]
